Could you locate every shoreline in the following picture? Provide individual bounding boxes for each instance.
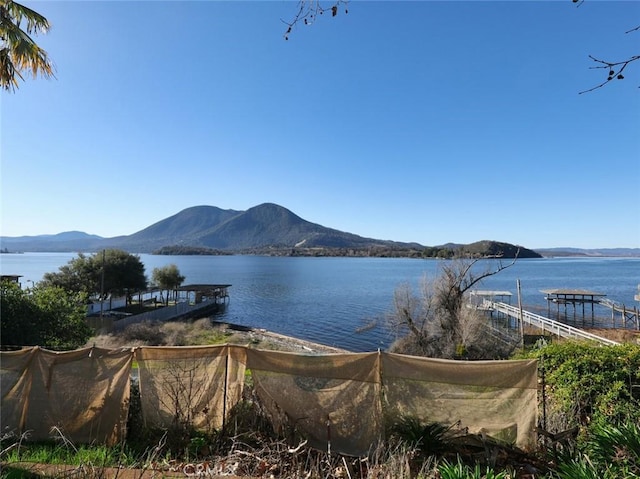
[219,321,350,353]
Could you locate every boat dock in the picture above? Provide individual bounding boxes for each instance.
[481,299,620,346]
[541,288,639,330]
[471,285,640,346]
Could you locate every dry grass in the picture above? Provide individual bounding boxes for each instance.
[87,319,244,349]
[86,318,343,353]
[583,328,640,344]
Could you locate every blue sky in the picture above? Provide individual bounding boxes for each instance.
[1,1,639,249]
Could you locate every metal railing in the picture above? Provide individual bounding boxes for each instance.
[484,300,620,346]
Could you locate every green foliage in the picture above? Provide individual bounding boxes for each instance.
[582,422,640,476]
[2,440,137,468]
[526,342,640,431]
[388,416,454,456]
[0,0,55,91]
[41,249,147,299]
[547,423,640,478]
[0,281,91,350]
[151,264,185,305]
[437,459,511,479]
[553,455,636,479]
[42,253,98,295]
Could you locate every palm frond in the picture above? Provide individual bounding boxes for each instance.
[0,0,54,90]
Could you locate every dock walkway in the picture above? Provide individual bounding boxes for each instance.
[483,300,620,346]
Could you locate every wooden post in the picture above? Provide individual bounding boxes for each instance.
[517,279,524,350]
[222,348,229,432]
[610,301,615,328]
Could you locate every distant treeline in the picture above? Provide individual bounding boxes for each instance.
[152,241,540,259]
[152,246,232,256]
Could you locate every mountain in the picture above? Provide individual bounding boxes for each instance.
[0,203,576,257]
[101,205,243,252]
[90,203,418,252]
[0,231,104,252]
[195,203,409,250]
[1,203,422,253]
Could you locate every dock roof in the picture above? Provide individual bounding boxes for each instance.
[177,284,231,291]
[469,290,513,297]
[540,289,606,297]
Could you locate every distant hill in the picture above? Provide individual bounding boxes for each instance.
[0,231,104,252]
[0,203,589,258]
[534,247,640,258]
[434,241,541,259]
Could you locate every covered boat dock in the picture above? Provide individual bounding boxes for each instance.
[541,288,606,325]
[176,284,231,305]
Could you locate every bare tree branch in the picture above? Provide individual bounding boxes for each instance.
[579,54,640,94]
[387,254,519,359]
[282,0,349,40]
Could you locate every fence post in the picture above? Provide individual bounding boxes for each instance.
[541,354,547,447]
[222,347,229,432]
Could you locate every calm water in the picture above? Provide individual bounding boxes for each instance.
[1,253,639,351]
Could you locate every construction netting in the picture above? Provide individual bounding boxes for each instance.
[1,346,537,451]
[246,350,383,456]
[136,345,246,432]
[381,353,538,447]
[0,346,132,445]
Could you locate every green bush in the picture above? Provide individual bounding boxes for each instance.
[525,342,640,432]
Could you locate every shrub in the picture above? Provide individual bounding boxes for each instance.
[525,342,640,432]
[122,321,165,345]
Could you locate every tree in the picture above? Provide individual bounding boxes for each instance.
[99,249,147,298]
[0,280,92,350]
[387,255,517,359]
[151,264,185,306]
[0,0,55,91]
[41,249,147,300]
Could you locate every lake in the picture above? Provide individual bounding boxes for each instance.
[1,253,639,351]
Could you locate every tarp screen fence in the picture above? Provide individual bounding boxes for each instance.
[1,346,537,453]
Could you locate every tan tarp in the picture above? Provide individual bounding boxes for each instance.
[135,345,246,431]
[381,353,538,448]
[246,350,383,456]
[0,346,133,445]
[1,347,38,436]
[1,346,537,451]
